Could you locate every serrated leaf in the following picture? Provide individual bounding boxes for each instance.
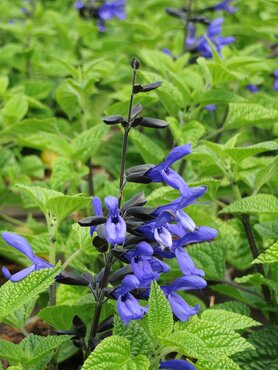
[72,124,108,162]
[47,194,90,223]
[220,194,278,215]
[254,241,278,264]
[201,309,261,331]
[188,241,226,280]
[113,315,152,356]
[148,281,173,339]
[197,356,241,370]
[50,157,73,191]
[234,326,278,370]
[167,117,205,147]
[225,141,278,163]
[0,340,25,364]
[39,304,94,330]
[0,267,60,321]
[130,130,165,164]
[146,186,177,207]
[234,273,278,291]
[211,301,250,316]
[225,102,278,129]
[21,334,70,368]
[82,336,149,370]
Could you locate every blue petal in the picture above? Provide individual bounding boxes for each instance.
[92,197,103,216]
[2,266,11,279]
[160,359,196,370]
[168,292,200,321]
[131,256,158,281]
[155,210,175,228]
[164,144,192,168]
[177,226,218,247]
[154,226,172,249]
[176,211,196,232]
[149,257,170,273]
[32,256,53,269]
[117,293,146,324]
[2,232,35,261]
[117,274,140,295]
[167,275,207,293]
[134,242,153,256]
[162,169,190,196]
[105,216,126,245]
[175,247,196,275]
[9,265,35,282]
[104,195,119,213]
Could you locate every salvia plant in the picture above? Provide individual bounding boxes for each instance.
[0,0,278,370]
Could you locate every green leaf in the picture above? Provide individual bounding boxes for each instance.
[201,309,261,331]
[0,340,25,364]
[148,281,173,339]
[21,334,71,368]
[47,194,90,223]
[225,141,278,163]
[254,219,278,240]
[3,94,28,124]
[130,130,165,164]
[169,316,253,360]
[211,301,250,316]
[225,102,278,129]
[39,304,94,330]
[200,89,245,105]
[56,81,80,119]
[167,117,205,147]
[113,315,152,356]
[82,336,150,370]
[72,124,108,162]
[220,194,278,215]
[197,356,241,370]
[0,267,60,321]
[234,326,278,370]
[255,156,278,192]
[16,184,90,222]
[254,241,278,264]
[0,76,9,95]
[188,241,226,280]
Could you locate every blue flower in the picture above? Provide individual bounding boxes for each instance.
[129,242,170,283]
[74,0,85,10]
[90,196,103,236]
[186,23,196,49]
[273,70,278,91]
[1,232,53,282]
[197,18,235,58]
[162,275,206,321]
[160,359,196,370]
[246,84,260,93]
[146,144,192,195]
[98,0,126,21]
[205,104,217,111]
[114,275,147,324]
[214,0,237,14]
[104,195,126,245]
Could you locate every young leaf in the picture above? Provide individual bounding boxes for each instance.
[0,267,60,321]
[148,281,173,339]
[253,241,278,264]
[113,315,152,356]
[201,309,261,331]
[0,340,25,364]
[82,336,149,370]
[220,194,278,215]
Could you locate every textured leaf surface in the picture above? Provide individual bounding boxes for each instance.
[197,356,241,370]
[0,267,59,321]
[39,304,94,330]
[254,241,278,264]
[211,301,250,316]
[201,309,261,331]
[0,340,25,363]
[113,315,152,356]
[225,141,278,163]
[220,194,278,214]
[130,130,165,164]
[188,241,226,280]
[169,316,253,360]
[148,281,173,339]
[235,326,278,370]
[82,336,149,370]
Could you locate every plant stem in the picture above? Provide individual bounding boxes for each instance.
[183,0,194,53]
[86,252,114,357]
[48,215,58,307]
[241,214,275,321]
[87,159,95,196]
[0,213,25,226]
[118,67,137,205]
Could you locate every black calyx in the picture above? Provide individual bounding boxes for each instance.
[102,115,125,125]
[78,216,106,227]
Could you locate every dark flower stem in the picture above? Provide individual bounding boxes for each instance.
[118,67,137,206]
[242,214,275,321]
[86,65,138,356]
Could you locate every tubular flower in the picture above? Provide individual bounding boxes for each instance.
[1,232,52,282]
[90,197,103,236]
[213,0,237,14]
[160,359,196,370]
[105,196,126,245]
